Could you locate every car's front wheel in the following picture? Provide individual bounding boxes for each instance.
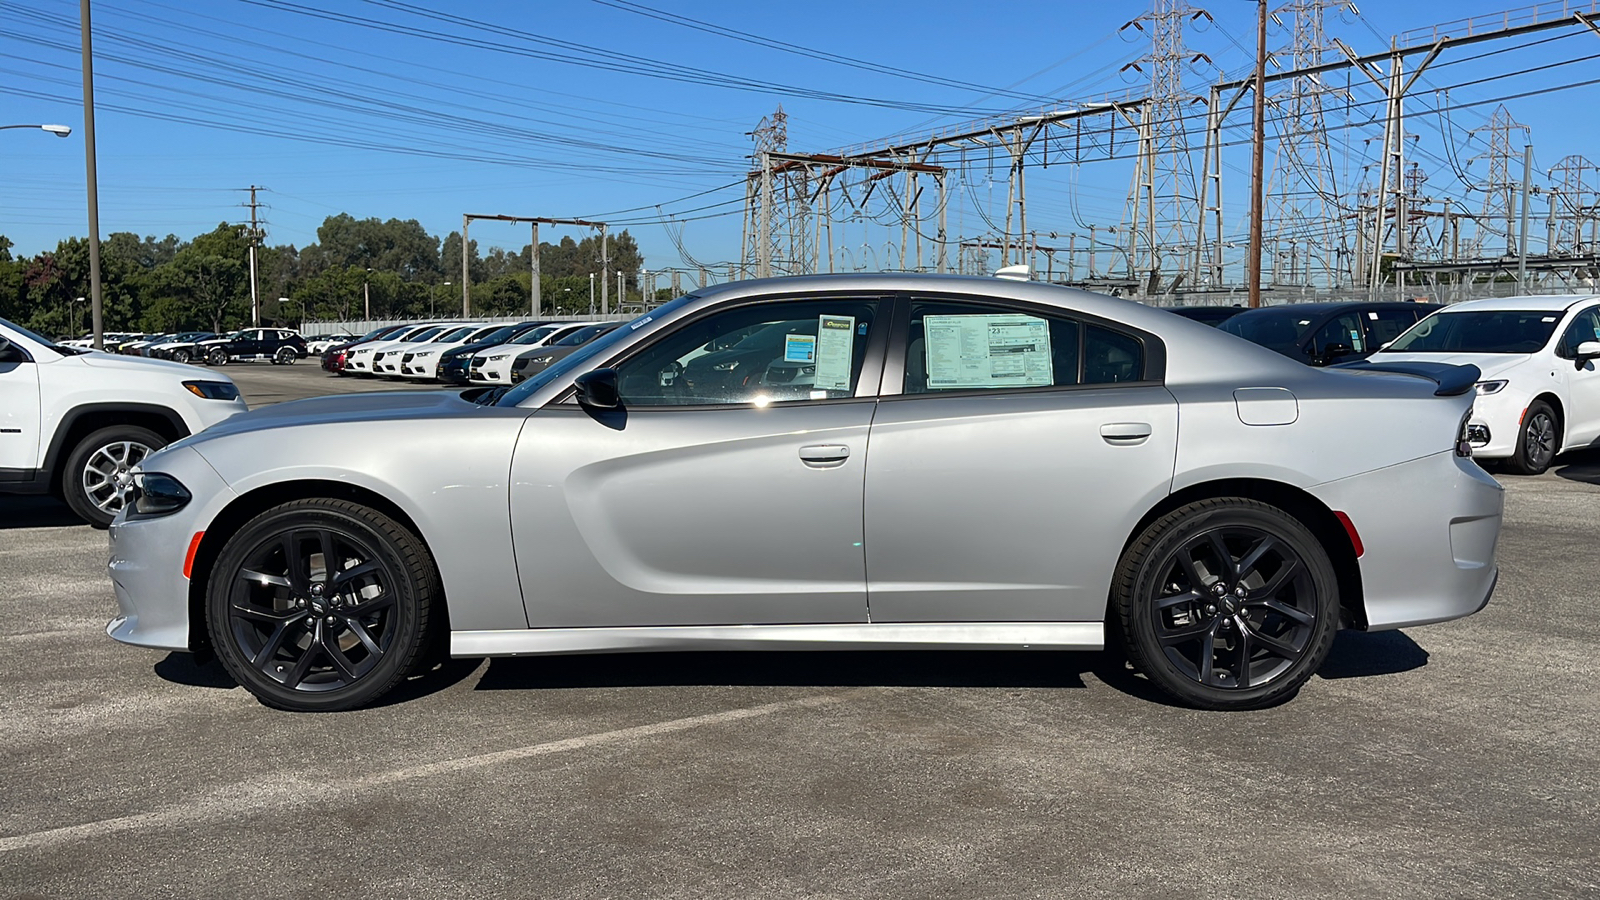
[1507,399,1559,476]
[1112,498,1339,710]
[170,348,191,365]
[206,347,228,366]
[206,498,440,712]
[61,425,166,527]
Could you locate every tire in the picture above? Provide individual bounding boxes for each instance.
[171,348,191,365]
[206,347,228,366]
[273,346,297,365]
[61,425,166,528]
[1112,498,1340,710]
[206,498,439,712]
[1507,399,1559,475]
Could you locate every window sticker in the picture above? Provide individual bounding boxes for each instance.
[924,314,1053,389]
[783,333,816,363]
[813,315,855,391]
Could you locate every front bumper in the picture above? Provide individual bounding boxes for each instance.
[1310,449,1503,631]
[1464,388,1534,460]
[107,446,236,651]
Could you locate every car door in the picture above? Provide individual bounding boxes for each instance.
[863,295,1178,623]
[1304,311,1366,365]
[0,338,41,472]
[1557,306,1600,447]
[508,296,887,628]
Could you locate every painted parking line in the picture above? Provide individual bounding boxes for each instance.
[0,691,853,854]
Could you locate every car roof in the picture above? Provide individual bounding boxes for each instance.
[1225,301,1437,319]
[1435,294,1600,313]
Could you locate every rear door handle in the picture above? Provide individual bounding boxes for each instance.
[799,444,850,467]
[1100,422,1152,444]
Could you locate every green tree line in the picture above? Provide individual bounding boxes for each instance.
[0,214,651,337]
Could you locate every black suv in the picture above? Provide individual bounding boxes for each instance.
[1218,301,1440,366]
[200,328,308,366]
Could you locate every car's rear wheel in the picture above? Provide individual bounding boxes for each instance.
[206,347,228,366]
[273,346,297,365]
[1112,498,1339,710]
[170,348,191,365]
[1507,399,1559,476]
[62,425,165,527]
[206,498,439,712]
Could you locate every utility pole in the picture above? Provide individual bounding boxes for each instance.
[80,0,103,348]
[600,225,609,316]
[1518,143,1533,292]
[530,221,540,318]
[461,214,471,316]
[244,185,263,326]
[1248,0,1267,308]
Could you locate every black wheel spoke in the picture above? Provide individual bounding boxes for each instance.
[1233,627,1252,689]
[318,530,340,582]
[1197,629,1217,685]
[250,622,294,668]
[1250,558,1301,600]
[1177,550,1207,591]
[283,641,318,688]
[1249,627,1303,661]
[321,636,360,680]
[332,560,380,587]
[1206,532,1237,580]
[1260,598,1315,626]
[281,532,311,592]
[1155,589,1203,610]
[1159,618,1213,646]
[345,590,393,617]
[231,601,301,624]
[346,619,383,655]
[1235,536,1275,580]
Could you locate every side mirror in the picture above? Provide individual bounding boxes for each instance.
[1575,341,1600,368]
[574,368,621,409]
[1323,342,1354,360]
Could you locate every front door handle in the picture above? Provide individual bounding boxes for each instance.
[1100,422,1152,444]
[799,444,850,467]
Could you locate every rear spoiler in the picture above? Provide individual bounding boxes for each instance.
[1330,359,1481,396]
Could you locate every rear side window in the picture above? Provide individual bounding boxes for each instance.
[1366,310,1419,347]
[903,300,1146,394]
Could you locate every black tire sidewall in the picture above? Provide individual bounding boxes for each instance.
[274,347,295,365]
[1509,400,1558,475]
[1117,500,1340,710]
[205,500,432,712]
[61,425,167,528]
[207,348,227,366]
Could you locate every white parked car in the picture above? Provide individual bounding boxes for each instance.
[1368,294,1600,474]
[304,333,357,355]
[398,323,494,381]
[0,316,247,526]
[468,322,589,385]
[345,323,451,376]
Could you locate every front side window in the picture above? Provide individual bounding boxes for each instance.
[1310,313,1365,357]
[614,299,880,407]
[902,300,1145,394]
[1558,308,1600,357]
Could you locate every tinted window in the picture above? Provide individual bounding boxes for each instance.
[1220,309,1318,355]
[1386,310,1562,353]
[1310,313,1364,357]
[1558,308,1600,357]
[437,326,477,342]
[405,327,447,342]
[510,325,564,345]
[902,300,1144,393]
[1367,309,1419,347]
[615,300,879,407]
[555,323,618,346]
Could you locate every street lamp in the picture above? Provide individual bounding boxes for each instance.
[433,281,451,318]
[588,272,595,317]
[0,123,71,137]
[278,297,300,330]
[562,287,572,316]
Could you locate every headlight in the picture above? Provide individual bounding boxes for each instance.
[182,380,240,401]
[416,349,437,357]
[1475,380,1508,395]
[531,355,555,365]
[488,353,507,361]
[130,472,191,517]
[712,360,740,372]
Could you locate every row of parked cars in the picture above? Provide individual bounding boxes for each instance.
[319,320,624,386]
[62,329,310,366]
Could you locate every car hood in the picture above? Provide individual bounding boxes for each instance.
[178,390,488,445]
[71,351,218,377]
[1371,351,1531,381]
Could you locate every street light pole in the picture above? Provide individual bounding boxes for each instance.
[0,124,72,136]
[588,272,595,317]
[80,0,105,347]
[1247,0,1267,309]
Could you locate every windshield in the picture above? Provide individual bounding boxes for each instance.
[404,327,446,342]
[0,316,78,356]
[496,300,691,407]
[509,324,563,345]
[436,326,477,342]
[471,325,513,343]
[1219,308,1318,354]
[1384,310,1561,354]
[554,323,614,347]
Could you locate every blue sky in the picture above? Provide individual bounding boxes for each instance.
[3,0,1597,278]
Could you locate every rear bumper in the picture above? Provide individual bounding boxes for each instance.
[1309,449,1503,631]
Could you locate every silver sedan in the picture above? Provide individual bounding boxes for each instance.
[107,274,1503,712]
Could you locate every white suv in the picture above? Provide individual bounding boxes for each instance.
[1372,294,1600,474]
[0,318,248,525]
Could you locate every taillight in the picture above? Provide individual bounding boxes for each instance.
[1456,408,1474,458]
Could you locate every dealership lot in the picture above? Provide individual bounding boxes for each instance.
[2,363,1597,897]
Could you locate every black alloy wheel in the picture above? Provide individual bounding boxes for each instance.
[206,347,228,366]
[1114,498,1338,710]
[273,346,297,365]
[207,499,439,711]
[1508,399,1558,475]
[170,348,191,365]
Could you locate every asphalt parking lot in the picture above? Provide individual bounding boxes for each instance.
[2,362,1597,898]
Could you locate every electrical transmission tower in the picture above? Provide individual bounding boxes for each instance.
[1469,105,1530,258]
[1266,0,1350,289]
[741,106,812,278]
[1121,0,1211,296]
[1549,155,1599,258]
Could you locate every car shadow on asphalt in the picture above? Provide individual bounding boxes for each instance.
[0,495,85,529]
[1552,448,1600,485]
[1315,629,1428,680]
